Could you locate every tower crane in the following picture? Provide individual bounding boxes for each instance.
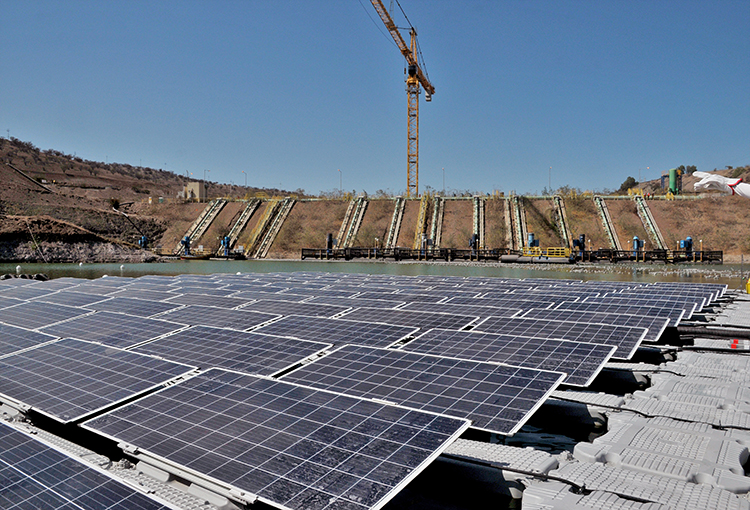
[371,0,434,198]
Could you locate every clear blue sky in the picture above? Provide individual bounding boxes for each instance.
[2,1,748,195]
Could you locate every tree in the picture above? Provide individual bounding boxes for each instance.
[618,176,638,193]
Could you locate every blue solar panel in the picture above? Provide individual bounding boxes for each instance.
[402,328,616,387]
[40,312,186,349]
[83,369,470,510]
[0,323,58,359]
[0,338,195,422]
[279,344,564,435]
[0,421,174,510]
[132,325,331,375]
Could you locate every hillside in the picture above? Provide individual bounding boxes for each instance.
[1,137,748,262]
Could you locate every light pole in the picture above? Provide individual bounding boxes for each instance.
[549,167,552,194]
[242,170,246,187]
[204,169,210,181]
[338,169,342,193]
[442,167,445,195]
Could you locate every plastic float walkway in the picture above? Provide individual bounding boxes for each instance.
[452,292,750,510]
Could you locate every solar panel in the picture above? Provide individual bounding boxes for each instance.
[0,284,56,301]
[356,291,446,303]
[402,328,616,387]
[133,325,331,375]
[304,295,408,310]
[0,323,58,359]
[165,293,255,309]
[0,338,195,422]
[443,295,557,310]
[398,301,522,320]
[553,301,685,327]
[229,290,312,303]
[473,316,647,360]
[40,311,186,349]
[86,297,184,317]
[280,344,564,435]
[252,315,419,348]
[109,288,186,302]
[520,308,671,344]
[240,300,351,318]
[0,301,93,330]
[0,295,25,310]
[276,288,362,299]
[0,421,175,510]
[582,296,696,319]
[83,369,470,510]
[72,284,124,296]
[157,304,279,330]
[168,285,237,297]
[32,290,109,308]
[613,290,712,309]
[338,307,479,331]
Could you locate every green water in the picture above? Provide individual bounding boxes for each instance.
[1,259,746,288]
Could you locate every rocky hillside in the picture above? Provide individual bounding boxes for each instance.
[1,137,748,262]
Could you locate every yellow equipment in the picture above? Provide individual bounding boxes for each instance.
[371,0,435,198]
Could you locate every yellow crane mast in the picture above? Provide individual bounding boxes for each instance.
[371,0,435,198]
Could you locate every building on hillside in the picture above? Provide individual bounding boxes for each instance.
[182,182,206,202]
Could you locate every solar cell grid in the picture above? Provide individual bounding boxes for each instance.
[520,308,670,343]
[168,286,236,297]
[133,325,330,375]
[165,293,254,309]
[110,288,185,302]
[0,285,57,301]
[41,311,186,349]
[72,284,129,296]
[0,323,58,359]
[0,295,25,310]
[402,328,616,387]
[240,300,351,318]
[0,338,195,422]
[86,297,184,318]
[304,295,407,310]
[473,316,646,359]
[32,290,109,308]
[0,301,93,330]
[0,421,175,510]
[230,290,311,303]
[280,344,565,435]
[83,369,470,510]
[158,305,279,330]
[582,296,696,318]
[444,295,557,310]
[338,307,479,331]
[398,301,523,319]
[251,315,419,348]
[553,301,685,327]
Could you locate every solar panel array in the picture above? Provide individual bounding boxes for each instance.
[132,325,331,376]
[252,315,419,348]
[279,344,565,435]
[473,316,647,359]
[0,271,724,510]
[83,369,470,510]
[0,421,174,510]
[158,304,280,330]
[402,328,616,387]
[40,311,186,349]
[0,338,194,422]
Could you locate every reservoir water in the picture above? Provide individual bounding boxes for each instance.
[1,259,746,288]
